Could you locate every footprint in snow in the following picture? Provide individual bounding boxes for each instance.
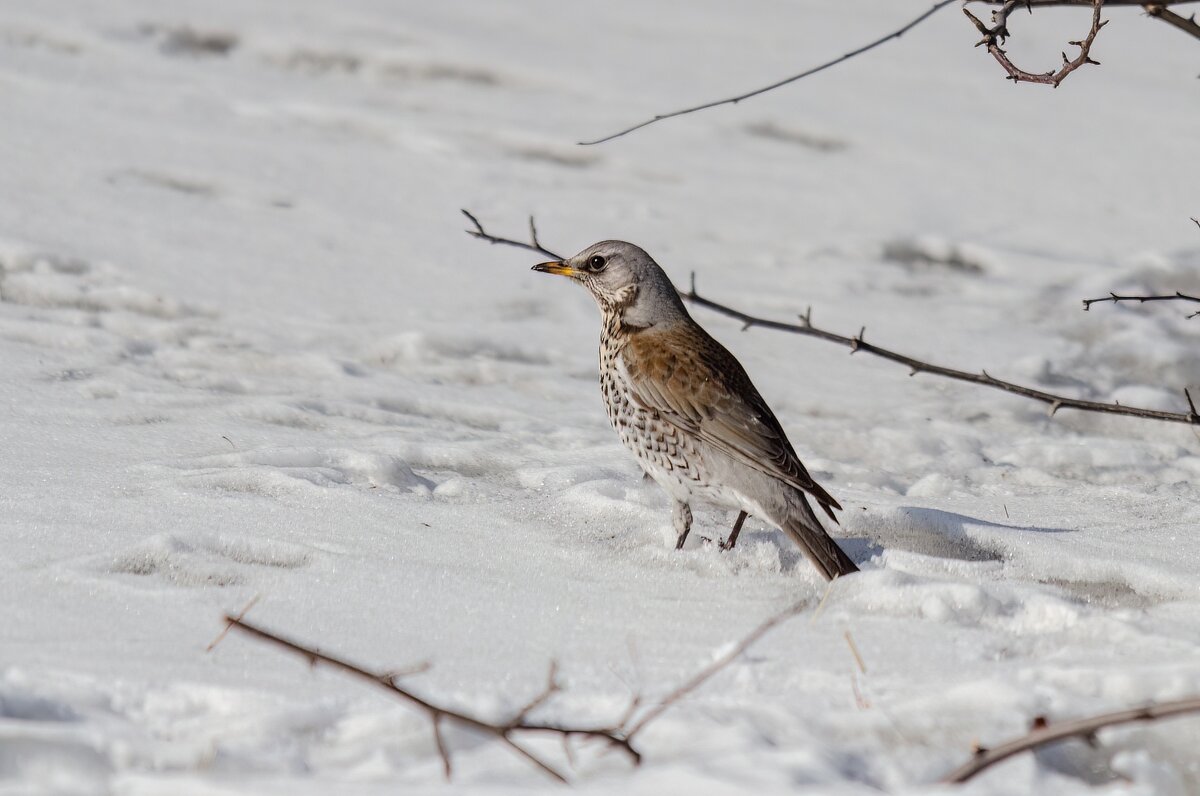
[59,532,320,590]
[168,447,434,498]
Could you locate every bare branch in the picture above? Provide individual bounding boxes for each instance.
[972,0,1191,5]
[1143,3,1200,39]
[965,0,1108,87]
[943,695,1200,783]
[431,715,451,781]
[511,661,561,725]
[462,209,563,260]
[1082,290,1200,317]
[205,593,261,652]
[624,600,807,740]
[579,1,959,146]
[614,694,643,733]
[463,211,1200,427]
[500,736,569,784]
[681,276,1200,425]
[219,615,639,783]
[579,0,1200,145]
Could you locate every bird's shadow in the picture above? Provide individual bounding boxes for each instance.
[846,505,1075,564]
[731,506,1074,570]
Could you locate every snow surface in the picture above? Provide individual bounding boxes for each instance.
[2,1,1199,794]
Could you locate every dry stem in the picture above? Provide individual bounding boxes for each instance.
[579,0,1196,145]
[1083,290,1200,318]
[215,614,639,783]
[623,600,808,740]
[943,696,1200,782]
[211,599,810,782]
[579,1,959,145]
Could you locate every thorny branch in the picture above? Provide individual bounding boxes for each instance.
[1083,290,1200,317]
[623,600,808,740]
[214,601,808,783]
[942,695,1200,782]
[580,1,1197,145]
[964,0,1107,86]
[464,209,561,260]
[214,614,639,783]
[683,279,1200,425]
[578,1,959,145]
[462,211,1200,427]
[1143,3,1200,39]
[1081,219,1200,318]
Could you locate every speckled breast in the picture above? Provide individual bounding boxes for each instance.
[598,316,706,496]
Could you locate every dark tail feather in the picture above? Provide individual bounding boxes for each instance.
[781,496,858,581]
[806,481,842,525]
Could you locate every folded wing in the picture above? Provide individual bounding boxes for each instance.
[621,325,842,522]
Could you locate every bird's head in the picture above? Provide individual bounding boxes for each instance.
[532,240,688,328]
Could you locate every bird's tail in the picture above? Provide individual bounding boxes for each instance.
[780,496,858,582]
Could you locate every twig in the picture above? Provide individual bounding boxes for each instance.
[973,0,1190,5]
[579,0,1200,145]
[1083,290,1200,318]
[431,716,451,780]
[462,211,1200,427]
[1143,3,1200,39]
[381,660,433,682]
[217,615,639,783]
[206,594,260,652]
[682,276,1200,425]
[844,631,867,675]
[964,0,1108,87]
[512,661,561,724]
[579,1,959,145]
[463,209,562,260]
[810,579,838,624]
[851,671,871,710]
[623,600,807,740]
[942,695,1200,783]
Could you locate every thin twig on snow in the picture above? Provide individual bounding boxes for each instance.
[623,600,808,740]
[942,695,1200,783]
[579,0,1197,145]
[1082,290,1200,317]
[579,1,959,145]
[212,614,639,783]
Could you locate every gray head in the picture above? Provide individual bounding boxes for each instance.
[532,240,689,328]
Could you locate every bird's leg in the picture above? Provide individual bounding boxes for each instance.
[720,511,749,551]
[672,501,693,550]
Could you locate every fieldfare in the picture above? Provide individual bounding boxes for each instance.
[533,241,858,581]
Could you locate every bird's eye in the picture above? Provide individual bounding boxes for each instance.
[587,254,607,271]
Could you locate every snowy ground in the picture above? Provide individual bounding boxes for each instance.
[2,1,1199,794]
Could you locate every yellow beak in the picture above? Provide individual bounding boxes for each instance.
[532,261,582,278]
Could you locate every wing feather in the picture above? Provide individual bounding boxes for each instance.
[621,326,842,521]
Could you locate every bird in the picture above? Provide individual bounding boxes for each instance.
[533,241,858,581]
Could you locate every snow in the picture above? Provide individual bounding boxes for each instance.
[1,1,1199,793]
